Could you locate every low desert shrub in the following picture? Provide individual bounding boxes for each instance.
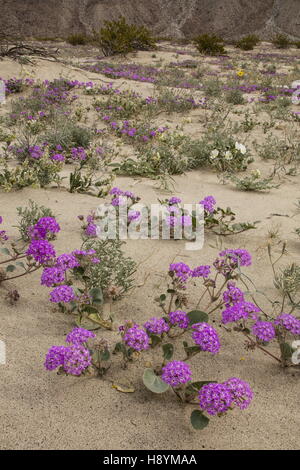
[225,88,245,105]
[193,34,226,56]
[80,238,137,301]
[236,35,260,51]
[16,200,56,241]
[96,17,156,56]
[272,34,290,49]
[66,33,89,46]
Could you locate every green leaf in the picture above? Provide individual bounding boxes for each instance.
[162,343,174,361]
[187,310,209,325]
[149,334,161,347]
[100,350,110,361]
[6,264,16,273]
[89,287,103,305]
[15,261,25,269]
[143,368,170,394]
[190,410,209,430]
[113,342,126,354]
[189,380,217,391]
[1,248,10,255]
[280,342,294,360]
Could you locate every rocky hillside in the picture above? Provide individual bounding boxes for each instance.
[1,0,299,39]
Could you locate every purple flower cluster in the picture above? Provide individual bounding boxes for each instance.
[168,196,182,205]
[0,216,8,242]
[55,253,80,271]
[251,321,276,342]
[26,239,56,264]
[49,285,76,303]
[128,210,141,222]
[32,217,61,239]
[71,147,87,161]
[199,196,216,214]
[274,314,300,336]
[28,145,43,160]
[198,383,233,415]
[44,346,67,371]
[143,317,170,335]
[85,223,97,237]
[65,327,96,345]
[169,262,191,284]
[198,377,253,415]
[223,282,245,305]
[165,215,192,228]
[44,327,93,375]
[169,310,189,329]
[192,322,221,354]
[161,360,192,387]
[219,248,252,267]
[123,325,150,351]
[222,301,260,324]
[41,266,65,287]
[44,328,95,376]
[63,344,92,375]
[191,265,211,278]
[223,377,253,410]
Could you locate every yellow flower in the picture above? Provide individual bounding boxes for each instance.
[236,69,245,77]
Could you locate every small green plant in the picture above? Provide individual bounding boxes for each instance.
[225,88,245,105]
[229,170,280,192]
[66,33,89,46]
[203,79,222,97]
[96,17,156,56]
[272,34,290,49]
[193,34,226,56]
[16,200,56,242]
[81,238,137,301]
[236,35,260,51]
[0,156,62,191]
[43,118,93,153]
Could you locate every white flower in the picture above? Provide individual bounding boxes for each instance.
[291,340,300,365]
[210,149,219,160]
[251,169,261,178]
[224,151,233,160]
[235,142,246,154]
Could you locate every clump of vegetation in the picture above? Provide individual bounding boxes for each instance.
[236,35,260,51]
[193,34,226,56]
[225,88,245,105]
[43,118,93,152]
[66,33,90,46]
[16,200,56,242]
[95,16,156,56]
[229,170,280,192]
[203,79,222,97]
[0,155,62,191]
[272,34,290,49]
[81,238,137,300]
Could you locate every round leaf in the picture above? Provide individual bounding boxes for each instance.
[143,368,169,394]
[187,310,209,325]
[190,410,209,430]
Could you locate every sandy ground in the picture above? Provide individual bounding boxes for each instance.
[0,42,299,450]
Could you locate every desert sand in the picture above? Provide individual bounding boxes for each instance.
[0,41,299,450]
